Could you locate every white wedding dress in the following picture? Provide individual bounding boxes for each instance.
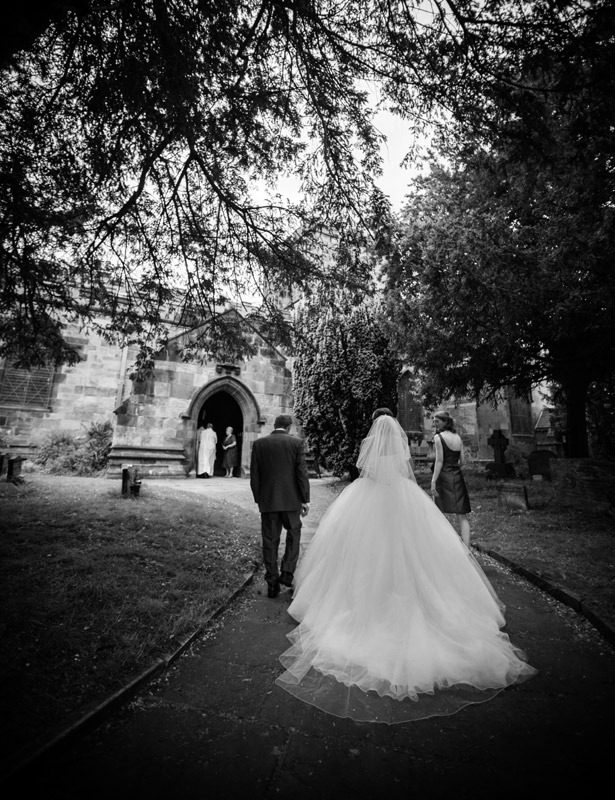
[275,415,537,723]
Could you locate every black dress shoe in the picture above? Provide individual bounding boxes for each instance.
[279,572,294,587]
[267,582,280,598]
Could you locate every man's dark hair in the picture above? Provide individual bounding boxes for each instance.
[274,414,293,429]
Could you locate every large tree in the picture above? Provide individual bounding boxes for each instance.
[0,1,589,370]
[384,4,615,458]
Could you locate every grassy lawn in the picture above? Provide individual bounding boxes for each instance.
[416,467,615,632]
[0,467,613,763]
[0,473,262,758]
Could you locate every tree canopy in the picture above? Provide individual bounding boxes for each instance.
[0,0,591,370]
[384,1,615,457]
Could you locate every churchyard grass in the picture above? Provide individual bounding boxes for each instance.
[0,473,262,759]
[416,466,615,636]
[0,467,613,763]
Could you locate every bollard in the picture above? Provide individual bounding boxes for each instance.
[130,469,142,496]
[6,456,24,484]
[121,464,142,497]
[121,465,131,496]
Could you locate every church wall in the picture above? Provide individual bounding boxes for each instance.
[1,329,127,456]
[1,317,296,478]
[421,395,539,467]
[7,312,546,479]
[109,326,294,477]
[407,399,513,462]
[396,369,541,467]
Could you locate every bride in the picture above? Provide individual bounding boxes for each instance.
[275,409,537,723]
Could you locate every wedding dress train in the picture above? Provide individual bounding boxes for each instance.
[275,415,537,723]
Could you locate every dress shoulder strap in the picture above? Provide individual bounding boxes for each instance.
[439,432,461,452]
[436,432,449,450]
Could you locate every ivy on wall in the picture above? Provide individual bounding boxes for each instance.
[293,299,401,479]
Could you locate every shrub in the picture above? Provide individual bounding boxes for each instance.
[35,421,113,475]
[85,421,114,472]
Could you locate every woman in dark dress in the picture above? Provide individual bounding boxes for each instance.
[430,410,471,547]
[221,426,237,477]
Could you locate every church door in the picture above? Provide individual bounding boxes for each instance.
[198,391,244,476]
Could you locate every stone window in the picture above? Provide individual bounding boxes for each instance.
[0,364,55,408]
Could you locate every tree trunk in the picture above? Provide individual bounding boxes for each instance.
[563,378,590,458]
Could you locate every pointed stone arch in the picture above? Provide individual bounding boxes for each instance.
[186,376,264,428]
[184,376,265,476]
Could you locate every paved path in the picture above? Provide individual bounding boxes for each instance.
[5,478,615,799]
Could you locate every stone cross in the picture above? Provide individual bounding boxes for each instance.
[487,429,509,464]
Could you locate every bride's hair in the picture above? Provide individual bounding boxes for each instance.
[357,414,414,483]
[372,407,393,420]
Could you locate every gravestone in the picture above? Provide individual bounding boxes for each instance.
[528,449,557,481]
[485,430,515,479]
[410,440,432,469]
[6,456,24,484]
[305,452,321,479]
[498,482,531,511]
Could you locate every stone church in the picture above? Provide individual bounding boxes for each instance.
[0,304,296,479]
[0,301,543,478]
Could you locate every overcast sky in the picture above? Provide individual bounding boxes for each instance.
[373,108,418,210]
[270,107,426,213]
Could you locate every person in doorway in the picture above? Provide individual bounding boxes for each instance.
[196,422,217,478]
[275,409,536,723]
[430,410,471,547]
[250,414,310,598]
[221,426,238,477]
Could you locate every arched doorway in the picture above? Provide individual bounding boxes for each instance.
[186,375,264,478]
[198,391,244,476]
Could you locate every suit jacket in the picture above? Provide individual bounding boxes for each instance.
[250,430,310,513]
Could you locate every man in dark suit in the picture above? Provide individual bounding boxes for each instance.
[250,414,310,598]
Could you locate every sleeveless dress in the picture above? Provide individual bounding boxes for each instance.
[435,433,471,515]
[275,454,536,723]
[222,434,237,469]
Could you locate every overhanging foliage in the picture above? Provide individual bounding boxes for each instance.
[383,3,615,457]
[0,0,591,369]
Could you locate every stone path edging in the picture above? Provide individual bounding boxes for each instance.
[472,542,615,648]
